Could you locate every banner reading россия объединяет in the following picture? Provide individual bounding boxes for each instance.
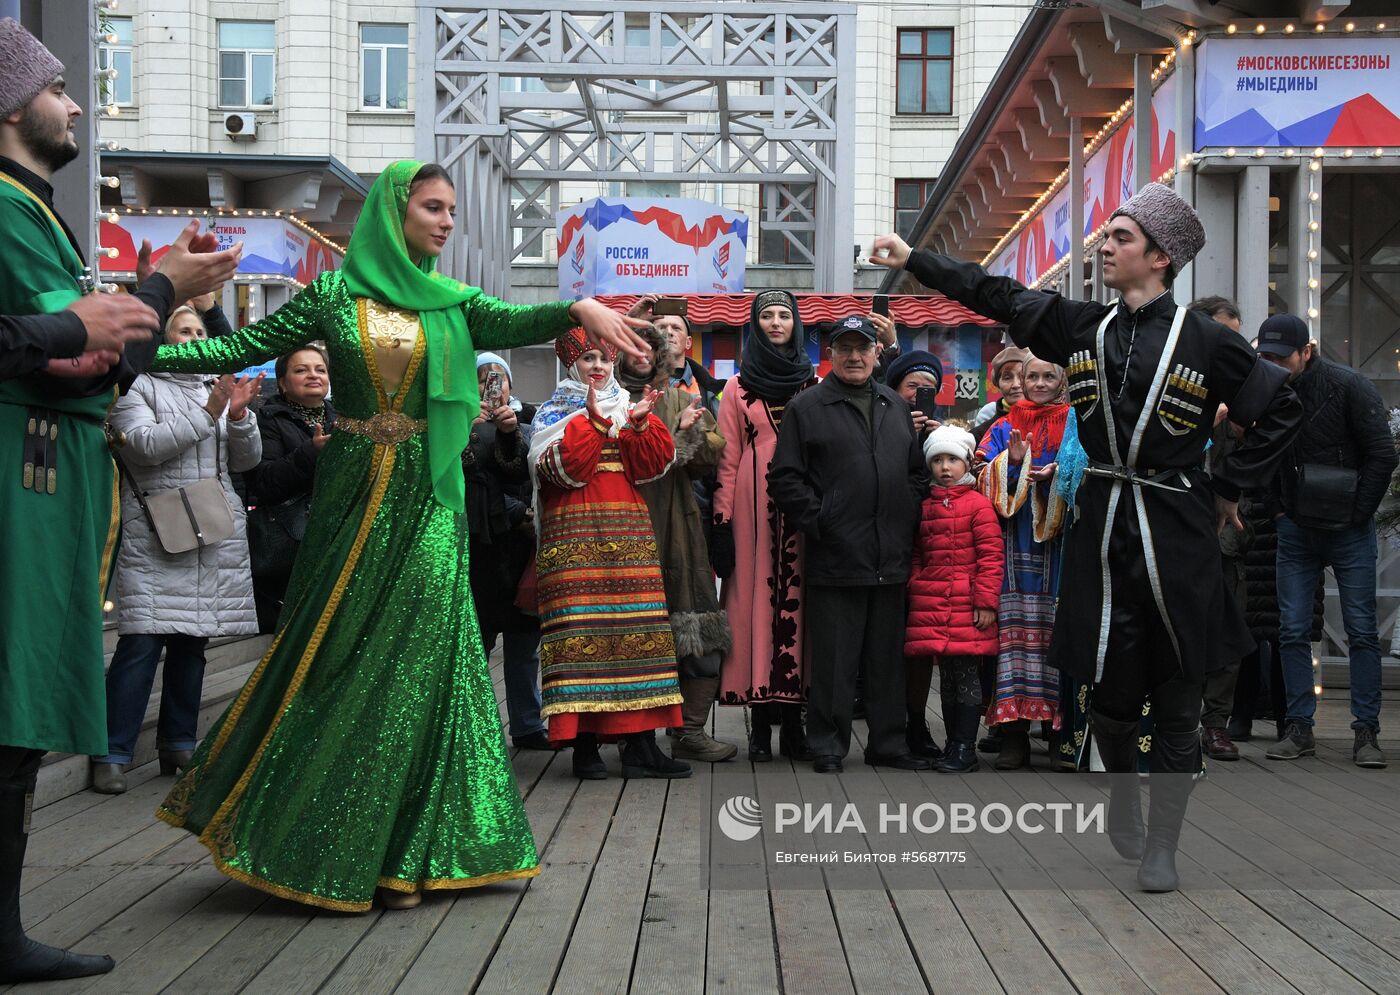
[556,197,749,300]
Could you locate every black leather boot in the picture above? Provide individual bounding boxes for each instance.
[621,732,693,779]
[993,720,1031,770]
[977,725,1003,754]
[934,704,980,773]
[748,703,773,762]
[905,716,942,760]
[1138,729,1199,892]
[777,704,811,761]
[571,733,607,780]
[905,713,943,761]
[1089,709,1146,861]
[1,772,115,983]
[158,749,193,776]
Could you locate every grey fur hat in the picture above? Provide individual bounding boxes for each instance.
[0,19,63,117]
[1109,182,1205,275]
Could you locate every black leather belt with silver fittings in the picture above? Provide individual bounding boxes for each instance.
[19,406,106,496]
[1083,461,1194,491]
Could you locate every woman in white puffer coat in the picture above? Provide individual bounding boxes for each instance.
[90,306,264,795]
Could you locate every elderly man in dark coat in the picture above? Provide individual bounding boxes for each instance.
[769,314,931,774]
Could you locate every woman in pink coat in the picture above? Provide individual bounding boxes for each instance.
[712,291,817,761]
[905,425,1005,772]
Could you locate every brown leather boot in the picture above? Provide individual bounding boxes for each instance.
[1201,726,1239,761]
[671,678,738,762]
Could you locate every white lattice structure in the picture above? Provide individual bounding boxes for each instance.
[415,1,857,296]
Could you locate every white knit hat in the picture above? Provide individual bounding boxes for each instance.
[923,424,975,466]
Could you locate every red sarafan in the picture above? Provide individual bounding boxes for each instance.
[904,484,1005,658]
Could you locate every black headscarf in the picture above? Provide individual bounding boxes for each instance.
[737,290,813,403]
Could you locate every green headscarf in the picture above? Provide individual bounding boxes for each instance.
[342,159,482,513]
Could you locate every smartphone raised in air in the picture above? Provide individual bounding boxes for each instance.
[914,385,939,420]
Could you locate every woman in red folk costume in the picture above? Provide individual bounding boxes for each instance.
[975,356,1072,770]
[528,327,688,780]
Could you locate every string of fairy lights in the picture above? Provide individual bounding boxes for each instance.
[978,17,1397,362]
[95,0,121,290]
[973,17,1399,700]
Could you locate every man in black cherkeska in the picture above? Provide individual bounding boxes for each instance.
[872,183,1301,892]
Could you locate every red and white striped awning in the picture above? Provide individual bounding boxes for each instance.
[596,293,996,327]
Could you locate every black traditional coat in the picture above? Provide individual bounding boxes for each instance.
[904,249,1301,682]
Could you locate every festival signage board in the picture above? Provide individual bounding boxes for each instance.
[99,216,342,284]
[556,197,749,299]
[1195,36,1400,148]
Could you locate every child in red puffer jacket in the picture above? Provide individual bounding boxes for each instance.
[905,425,1005,772]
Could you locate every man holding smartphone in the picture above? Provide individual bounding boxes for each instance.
[627,295,726,562]
[869,294,903,382]
[628,295,722,416]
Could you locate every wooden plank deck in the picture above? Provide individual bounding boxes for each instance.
[10,655,1400,995]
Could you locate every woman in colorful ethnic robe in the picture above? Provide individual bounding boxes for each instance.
[529,328,687,781]
[151,161,645,913]
[976,356,1071,770]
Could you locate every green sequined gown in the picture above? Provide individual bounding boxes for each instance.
[153,271,574,911]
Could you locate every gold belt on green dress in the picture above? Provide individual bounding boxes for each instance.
[336,412,427,445]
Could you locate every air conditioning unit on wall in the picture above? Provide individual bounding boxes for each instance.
[223,112,257,140]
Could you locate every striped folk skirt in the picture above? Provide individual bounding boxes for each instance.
[536,478,682,742]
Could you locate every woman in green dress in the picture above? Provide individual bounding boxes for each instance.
[152,160,648,912]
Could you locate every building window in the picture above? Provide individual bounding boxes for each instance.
[513,197,548,261]
[895,179,937,240]
[361,25,408,110]
[896,28,953,115]
[498,26,545,93]
[218,21,276,108]
[760,78,817,97]
[758,185,816,265]
[99,18,133,106]
[499,76,547,94]
[622,16,681,93]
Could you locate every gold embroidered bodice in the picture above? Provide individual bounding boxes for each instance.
[364,299,421,397]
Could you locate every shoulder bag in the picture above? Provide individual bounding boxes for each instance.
[113,419,236,555]
[1294,446,1358,530]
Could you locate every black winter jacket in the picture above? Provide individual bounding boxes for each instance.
[463,419,537,635]
[768,376,929,585]
[1242,498,1325,643]
[245,394,335,506]
[1277,356,1397,527]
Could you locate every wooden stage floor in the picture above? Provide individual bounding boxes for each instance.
[9,657,1400,995]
